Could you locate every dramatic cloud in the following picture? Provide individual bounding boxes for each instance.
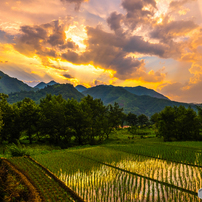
[61,0,89,10]
[121,0,157,30]
[62,25,167,80]
[93,79,107,86]
[63,73,74,79]
[107,12,123,34]
[150,20,198,42]
[169,0,196,9]
[0,0,202,102]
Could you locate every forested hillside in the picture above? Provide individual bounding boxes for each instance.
[0,71,33,94]
[124,86,169,100]
[8,84,84,104]
[82,85,198,116]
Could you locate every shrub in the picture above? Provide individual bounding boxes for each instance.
[7,140,29,157]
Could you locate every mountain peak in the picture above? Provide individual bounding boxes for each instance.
[75,85,88,92]
[34,80,59,89]
[47,80,58,85]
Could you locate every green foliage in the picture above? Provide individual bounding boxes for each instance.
[156,106,201,141]
[128,125,138,136]
[124,86,169,100]
[7,140,29,157]
[17,98,40,144]
[8,83,84,104]
[39,94,73,146]
[0,71,33,94]
[126,112,138,126]
[82,85,198,116]
[0,94,21,143]
[138,114,149,128]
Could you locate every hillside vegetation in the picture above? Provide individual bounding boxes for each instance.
[7,84,84,104]
[82,85,197,116]
[0,71,33,94]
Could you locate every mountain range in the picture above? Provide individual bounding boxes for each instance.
[75,85,169,100]
[0,70,199,116]
[82,85,196,116]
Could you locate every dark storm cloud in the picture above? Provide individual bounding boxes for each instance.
[59,39,79,50]
[86,26,166,57]
[62,26,146,80]
[63,73,74,79]
[14,24,48,56]
[169,0,196,9]
[86,26,125,47]
[62,50,80,64]
[107,12,123,32]
[122,0,156,12]
[123,36,166,57]
[60,0,88,10]
[0,30,14,43]
[150,20,198,42]
[13,20,77,66]
[121,0,157,30]
[47,31,66,46]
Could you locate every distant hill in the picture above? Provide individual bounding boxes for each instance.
[34,80,59,89]
[0,71,34,94]
[82,85,197,116]
[8,84,84,104]
[75,85,88,92]
[124,86,169,100]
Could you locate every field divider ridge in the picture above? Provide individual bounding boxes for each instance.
[1,157,43,202]
[101,145,202,168]
[68,151,198,196]
[27,156,85,202]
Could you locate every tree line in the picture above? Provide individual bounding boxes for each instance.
[0,92,153,146]
[151,105,202,141]
[0,93,125,147]
[0,92,201,146]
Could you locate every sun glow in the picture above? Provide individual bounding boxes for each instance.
[65,24,87,52]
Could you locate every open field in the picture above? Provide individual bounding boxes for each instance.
[0,157,84,202]
[30,130,202,201]
[1,128,202,201]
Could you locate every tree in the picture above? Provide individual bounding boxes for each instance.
[138,114,149,128]
[174,106,200,140]
[39,94,71,146]
[80,95,107,144]
[157,106,200,141]
[101,103,123,139]
[150,112,159,125]
[120,112,127,128]
[0,94,21,143]
[157,106,176,141]
[64,98,90,145]
[109,102,123,128]
[126,112,138,126]
[17,98,39,144]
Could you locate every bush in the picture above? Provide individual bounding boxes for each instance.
[7,141,29,157]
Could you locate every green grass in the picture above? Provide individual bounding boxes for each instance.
[31,141,200,201]
[8,157,76,201]
[0,142,61,158]
[3,128,202,202]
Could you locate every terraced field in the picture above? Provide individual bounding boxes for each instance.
[32,143,202,202]
[1,157,84,202]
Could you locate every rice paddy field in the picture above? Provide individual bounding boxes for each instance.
[31,133,202,202]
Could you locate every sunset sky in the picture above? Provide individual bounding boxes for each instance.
[0,0,202,103]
